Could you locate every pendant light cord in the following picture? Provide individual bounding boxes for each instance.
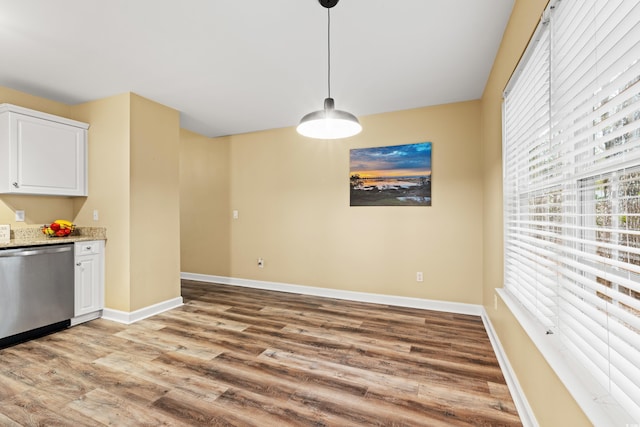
[327,6,331,99]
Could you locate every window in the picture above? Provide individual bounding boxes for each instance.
[503,0,640,423]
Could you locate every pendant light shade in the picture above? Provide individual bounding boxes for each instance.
[297,0,361,139]
[297,97,362,139]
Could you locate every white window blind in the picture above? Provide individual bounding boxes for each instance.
[503,0,640,423]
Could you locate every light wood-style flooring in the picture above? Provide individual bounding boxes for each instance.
[0,280,522,426]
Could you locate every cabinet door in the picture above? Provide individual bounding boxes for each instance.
[75,255,101,316]
[12,114,87,196]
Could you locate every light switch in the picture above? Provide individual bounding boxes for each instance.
[233,210,239,219]
[93,209,99,221]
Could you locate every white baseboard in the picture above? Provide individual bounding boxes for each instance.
[481,308,538,427]
[102,297,183,325]
[180,272,483,316]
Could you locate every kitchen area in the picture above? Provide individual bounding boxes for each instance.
[0,89,183,351]
[0,103,107,348]
[0,226,106,348]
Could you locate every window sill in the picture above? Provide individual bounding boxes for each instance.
[496,288,637,426]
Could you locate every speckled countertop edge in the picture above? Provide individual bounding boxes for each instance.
[0,226,106,248]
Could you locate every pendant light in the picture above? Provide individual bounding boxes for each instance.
[297,0,362,139]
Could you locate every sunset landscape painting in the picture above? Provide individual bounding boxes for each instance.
[350,142,432,206]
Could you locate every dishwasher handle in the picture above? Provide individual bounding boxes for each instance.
[0,245,73,258]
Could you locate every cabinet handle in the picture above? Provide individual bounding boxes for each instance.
[12,182,18,188]
[76,262,82,266]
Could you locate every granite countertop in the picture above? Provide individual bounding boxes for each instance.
[0,226,107,249]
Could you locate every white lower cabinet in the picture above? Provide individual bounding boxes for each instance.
[71,240,104,326]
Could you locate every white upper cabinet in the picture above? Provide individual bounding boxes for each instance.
[0,104,89,196]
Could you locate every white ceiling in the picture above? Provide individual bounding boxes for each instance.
[0,0,515,138]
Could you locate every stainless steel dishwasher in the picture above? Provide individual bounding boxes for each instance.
[0,243,74,347]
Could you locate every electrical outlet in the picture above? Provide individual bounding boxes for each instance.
[416,272,424,282]
[15,210,25,222]
[0,225,9,243]
[258,258,264,268]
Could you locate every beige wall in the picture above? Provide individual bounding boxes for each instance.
[181,100,484,304]
[129,94,181,311]
[481,0,591,425]
[180,129,231,276]
[72,93,132,311]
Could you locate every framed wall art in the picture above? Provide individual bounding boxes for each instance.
[349,142,432,206]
